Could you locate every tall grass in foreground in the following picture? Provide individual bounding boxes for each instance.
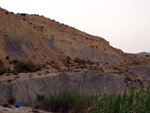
[38,86,150,113]
[92,86,150,113]
[37,90,98,113]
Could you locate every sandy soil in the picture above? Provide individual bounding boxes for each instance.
[0,106,52,113]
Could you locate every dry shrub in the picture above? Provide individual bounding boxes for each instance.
[14,60,42,73]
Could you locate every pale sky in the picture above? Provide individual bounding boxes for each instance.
[0,0,150,53]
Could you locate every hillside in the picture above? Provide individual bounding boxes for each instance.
[0,7,150,107]
[0,7,150,74]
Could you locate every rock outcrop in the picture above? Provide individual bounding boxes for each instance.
[0,67,150,106]
[0,72,126,106]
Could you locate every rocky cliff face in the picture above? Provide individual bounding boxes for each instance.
[0,72,126,106]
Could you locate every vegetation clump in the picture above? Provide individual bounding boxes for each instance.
[73,57,95,65]
[0,60,11,75]
[13,60,42,73]
[37,86,150,113]
[37,90,98,113]
[37,94,45,101]
[47,60,61,71]
[5,56,9,60]
[74,57,86,65]
[7,97,16,105]
[2,103,9,107]
[0,67,10,75]
[86,59,95,65]
[63,56,74,68]
[0,56,43,75]
[92,86,150,113]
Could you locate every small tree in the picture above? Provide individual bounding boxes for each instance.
[6,56,9,60]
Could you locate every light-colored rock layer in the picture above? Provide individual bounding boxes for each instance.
[0,72,126,106]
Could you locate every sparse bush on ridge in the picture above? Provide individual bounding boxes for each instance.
[48,60,61,71]
[5,11,9,15]
[87,59,95,65]
[74,57,85,64]
[12,60,18,64]
[51,63,61,71]
[66,56,71,61]
[74,57,94,65]
[50,60,55,65]
[63,56,73,68]
[62,56,95,71]
[5,56,9,60]
[9,61,12,64]
[20,13,26,16]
